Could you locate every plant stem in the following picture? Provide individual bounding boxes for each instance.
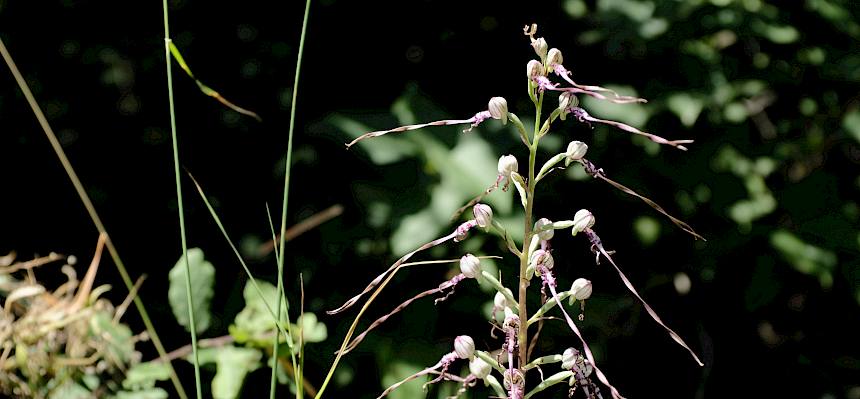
[274,0,312,397]
[161,2,202,398]
[0,38,188,399]
[518,91,544,375]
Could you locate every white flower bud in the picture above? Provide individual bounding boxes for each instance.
[534,218,554,241]
[473,203,493,228]
[558,92,572,110]
[488,97,508,125]
[469,356,492,379]
[454,335,476,359]
[497,155,518,177]
[529,249,554,273]
[459,254,482,279]
[571,278,593,301]
[494,289,514,309]
[561,347,578,370]
[532,37,548,59]
[547,48,563,65]
[565,141,588,165]
[527,59,544,79]
[570,209,595,236]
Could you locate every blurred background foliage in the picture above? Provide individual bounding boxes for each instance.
[1,0,858,398]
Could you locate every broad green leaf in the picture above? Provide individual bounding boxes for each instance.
[48,382,90,399]
[211,346,262,399]
[88,310,134,365]
[291,312,328,343]
[666,93,704,127]
[842,109,860,144]
[113,389,169,399]
[329,115,418,164]
[122,361,172,390]
[770,230,837,288]
[168,248,215,334]
[231,280,288,346]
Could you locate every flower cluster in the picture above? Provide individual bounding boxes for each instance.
[335,24,704,399]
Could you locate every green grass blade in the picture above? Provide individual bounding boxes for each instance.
[167,41,262,121]
[161,2,202,398]
[275,0,312,397]
[0,37,189,399]
[187,173,292,339]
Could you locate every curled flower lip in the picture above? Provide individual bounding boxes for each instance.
[568,107,694,151]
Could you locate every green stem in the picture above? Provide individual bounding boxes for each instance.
[274,0,312,397]
[0,38,188,399]
[161,1,202,397]
[518,90,544,376]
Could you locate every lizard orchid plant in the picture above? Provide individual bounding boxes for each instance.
[323,24,705,399]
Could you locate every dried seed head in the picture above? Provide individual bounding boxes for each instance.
[571,209,595,236]
[571,278,593,301]
[497,155,519,177]
[565,141,588,165]
[561,347,578,370]
[532,37,548,59]
[534,217,554,241]
[459,254,482,279]
[473,203,493,228]
[547,48,563,65]
[454,335,476,359]
[488,97,508,125]
[526,59,544,80]
[469,356,492,379]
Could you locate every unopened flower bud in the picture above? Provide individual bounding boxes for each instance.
[459,254,482,279]
[472,203,493,228]
[527,59,544,79]
[497,155,518,177]
[494,288,514,309]
[565,141,588,165]
[571,278,593,301]
[469,356,492,379]
[558,92,572,110]
[488,97,508,125]
[532,37,548,59]
[561,347,578,370]
[571,209,595,236]
[534,218,554,241]
[547,48,563,65]
[454,335,476,359]
[529,249,554,273]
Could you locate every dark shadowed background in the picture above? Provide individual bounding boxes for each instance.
[1,0,859,398]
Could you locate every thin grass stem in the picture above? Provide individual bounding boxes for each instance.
[160,1,202,397]
[274,0,313,397]
[0,37,189,399]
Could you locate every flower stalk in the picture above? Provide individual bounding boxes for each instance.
[333,23,704,399]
